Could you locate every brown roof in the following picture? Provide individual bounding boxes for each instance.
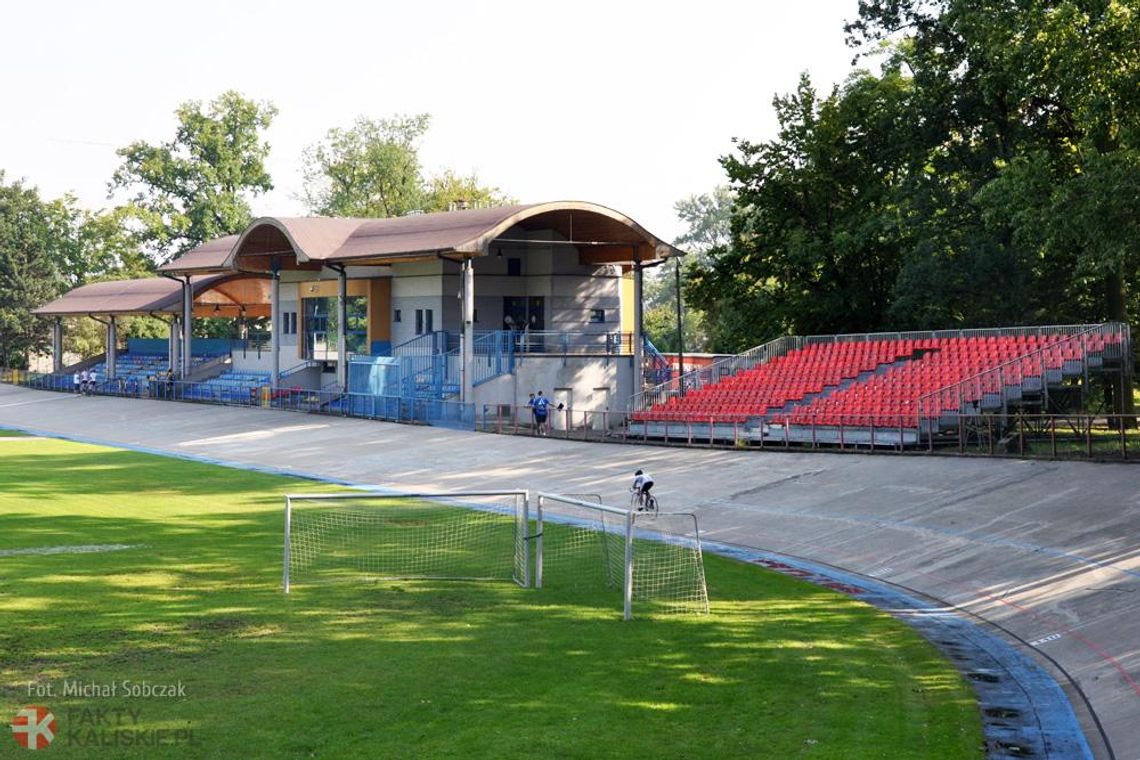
[155,234,240,275]
[32,274,255,316]
[159,202,680,274]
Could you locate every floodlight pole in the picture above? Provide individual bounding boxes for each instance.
[632,251,644,392]
[674,258,685,396]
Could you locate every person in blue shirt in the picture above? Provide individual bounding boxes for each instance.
[532,390,552,436]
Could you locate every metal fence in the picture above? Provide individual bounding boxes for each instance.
[4,370,1134,462]
[3,370,475,430]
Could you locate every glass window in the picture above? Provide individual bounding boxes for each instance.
[303,296,368,360]
[507,258,522,276]
[589,309,605,324]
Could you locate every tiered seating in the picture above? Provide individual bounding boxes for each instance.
[635,341,912,424]
[783,335,1067,428]
[85,353,173,392]
[185,370,270,403]
[635,329,1124,433]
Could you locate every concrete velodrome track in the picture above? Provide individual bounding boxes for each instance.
[1,383,1137,759]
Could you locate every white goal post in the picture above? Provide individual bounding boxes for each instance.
[283,490,530,592]
[535,493,709,620]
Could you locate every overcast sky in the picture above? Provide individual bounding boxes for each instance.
[2,0,863,243]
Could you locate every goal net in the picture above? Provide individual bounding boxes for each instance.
[284,490,530,591]
[535,493,709,620]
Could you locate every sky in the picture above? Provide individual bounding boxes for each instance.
[2,0,864,243]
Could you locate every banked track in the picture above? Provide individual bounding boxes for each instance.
[0,383,1136,758]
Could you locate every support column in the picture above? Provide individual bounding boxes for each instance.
[337,266,348,391]
[632,257,644,392]
[461,258,474,404]
[107,316,118,380]
[169,317,180,373]
[52,319,63,373]
[270,268,280,390]
[181,278,192,378]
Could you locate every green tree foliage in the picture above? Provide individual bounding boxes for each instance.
[0,175,65,367]
[851,0,1140,329]
[643,188,732,353]
[690,0,1140,376]
[301,114,511,217]
[110,91,277,265]
[424,169,514,212]
[301,115,429,217]
[0,173,161,364]
[687,71,912,351]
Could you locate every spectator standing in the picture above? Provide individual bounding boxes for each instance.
[533,390,551,436]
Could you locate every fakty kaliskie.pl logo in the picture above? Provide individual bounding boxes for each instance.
[10,705,56,750]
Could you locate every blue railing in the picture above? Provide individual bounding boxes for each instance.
[643,337,672,385]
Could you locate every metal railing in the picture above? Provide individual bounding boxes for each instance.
[632,334,798,413]
[916,323,1131,436]
[3,371,1134,461]
[633,322,1132,415]
[2,370,476,430]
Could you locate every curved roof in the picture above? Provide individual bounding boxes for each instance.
[32,274,263,317]
[159,201,681,274]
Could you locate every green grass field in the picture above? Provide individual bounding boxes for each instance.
[0,435,982,758]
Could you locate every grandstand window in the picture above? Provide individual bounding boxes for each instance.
[415,309,434,335]
[589,309,605,324]
[507,258,522,276]
[394,309,401,323]
[303,297,367,359]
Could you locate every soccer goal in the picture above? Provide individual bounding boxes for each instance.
[535,493,709,620]
[283,490,530,592]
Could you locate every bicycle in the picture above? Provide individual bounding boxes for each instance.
[629,487,659,514]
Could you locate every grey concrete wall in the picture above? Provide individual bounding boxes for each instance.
[473,355,634,424]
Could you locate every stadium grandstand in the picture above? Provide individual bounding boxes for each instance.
[16,202,681,429]
[6,201,1134,458]
[630,323,1132,451]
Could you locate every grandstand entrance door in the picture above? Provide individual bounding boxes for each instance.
[503,296,544,352]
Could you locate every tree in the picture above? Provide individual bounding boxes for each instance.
[110,91,277,265]
[687,70,913,350]
[423,169,514,213]
[672,186,734,265]
[642,188,732,352]
[0,174,65,367]
[301,114,511,217]
[301,115,430,217]
[848,0,1140,415]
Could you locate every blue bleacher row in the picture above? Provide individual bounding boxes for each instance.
[44,354,270,402]
[182,370,271,403]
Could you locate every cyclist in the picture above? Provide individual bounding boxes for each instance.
[631,469,655,511]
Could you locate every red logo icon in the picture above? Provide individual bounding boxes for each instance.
[10,706,56,750]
